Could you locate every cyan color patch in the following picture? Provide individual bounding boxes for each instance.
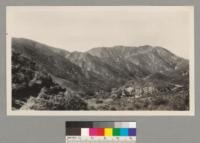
[120,128,128,136]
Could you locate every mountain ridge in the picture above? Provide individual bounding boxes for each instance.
[12,37,189,86]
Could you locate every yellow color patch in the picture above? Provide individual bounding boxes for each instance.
[104,128,113,136]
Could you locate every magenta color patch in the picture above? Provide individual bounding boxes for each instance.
[89,128,97,136]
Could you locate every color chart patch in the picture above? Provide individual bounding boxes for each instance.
[66,122,136,143]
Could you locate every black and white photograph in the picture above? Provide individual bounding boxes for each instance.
[6,6,194,115]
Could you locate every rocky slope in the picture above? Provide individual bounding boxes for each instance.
[87,45,188,74]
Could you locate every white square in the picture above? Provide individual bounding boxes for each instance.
[81,128,89,136]
[129,122,136,128]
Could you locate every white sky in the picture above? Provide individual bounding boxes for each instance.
[7,6,194,59]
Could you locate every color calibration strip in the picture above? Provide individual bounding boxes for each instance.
[66,122,136,143]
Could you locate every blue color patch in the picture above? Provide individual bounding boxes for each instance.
[128,128,136,136]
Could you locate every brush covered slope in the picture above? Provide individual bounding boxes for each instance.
[12,51,87,110]
[11,38,189,110]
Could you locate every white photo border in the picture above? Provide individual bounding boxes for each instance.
[6,6,195,116]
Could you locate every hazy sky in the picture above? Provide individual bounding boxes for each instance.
[7,6,193,59]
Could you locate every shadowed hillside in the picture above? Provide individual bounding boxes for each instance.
[12,51,87,110]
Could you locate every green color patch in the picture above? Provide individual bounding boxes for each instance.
[113,128,120,136]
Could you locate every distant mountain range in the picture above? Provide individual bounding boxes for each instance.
[11,37,189,110]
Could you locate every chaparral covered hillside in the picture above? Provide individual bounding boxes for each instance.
[11,38,189,110]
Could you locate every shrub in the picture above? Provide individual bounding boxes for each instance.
[21,89,88,110]
[96,99,103,104]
